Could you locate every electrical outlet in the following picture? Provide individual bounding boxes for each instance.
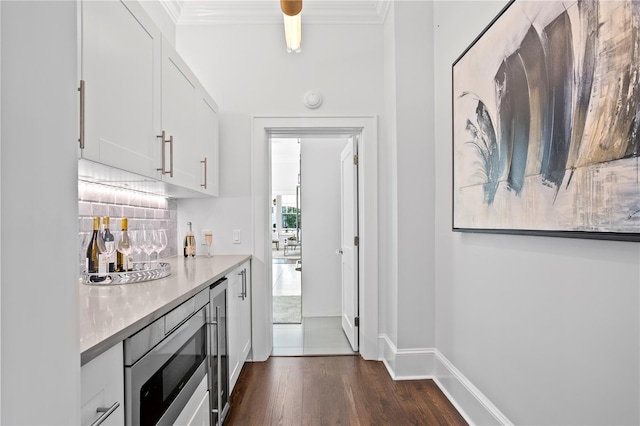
[232,229,241,244]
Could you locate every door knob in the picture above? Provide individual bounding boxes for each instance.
[336,249,343,255]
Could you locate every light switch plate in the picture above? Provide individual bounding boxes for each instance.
[232,229,241,244]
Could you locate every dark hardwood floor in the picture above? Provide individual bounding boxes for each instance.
[225,356,468,426]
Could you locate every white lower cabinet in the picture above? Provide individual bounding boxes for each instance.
[81,342,125,426]
[173,375,210,426]
[227,260,252,394]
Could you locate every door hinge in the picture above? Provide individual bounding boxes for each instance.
[355,317,360,327]
[354,236,359,246]
[353,154,359,165]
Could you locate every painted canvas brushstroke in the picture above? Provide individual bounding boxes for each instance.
[453,0,640,239]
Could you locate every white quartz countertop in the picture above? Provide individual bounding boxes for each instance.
[79,254,251,365]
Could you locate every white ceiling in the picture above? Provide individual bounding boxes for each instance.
[161,0,391,25]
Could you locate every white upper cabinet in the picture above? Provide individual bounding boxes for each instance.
[80,0,219,197]
[196,90,220,196]
[80,0,161,179]
[159,39,199,191]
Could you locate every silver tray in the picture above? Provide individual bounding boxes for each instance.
[82,262,171,285]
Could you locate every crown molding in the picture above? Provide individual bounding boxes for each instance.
[178,0,391,25]
[159,0,185,24]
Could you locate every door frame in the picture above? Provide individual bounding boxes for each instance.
[250,116,378,361]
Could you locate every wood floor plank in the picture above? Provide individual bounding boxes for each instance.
[226,356,468,426]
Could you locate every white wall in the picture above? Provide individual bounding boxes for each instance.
[1,2,80,423]
[434,1,640,424]
[381,0,436,377]
[300,138,346,317]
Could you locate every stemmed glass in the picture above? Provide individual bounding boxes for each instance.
[96,231,115,276]
[155,229,168,264]
[115,230,132,272]
[129,230,143,270]
[203,229,213,257]
[141,227,158,270]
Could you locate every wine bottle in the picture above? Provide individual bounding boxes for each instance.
[184,222,196,257]
[102,217,115,273]
[117,218,130,272]
[86,217,100,273]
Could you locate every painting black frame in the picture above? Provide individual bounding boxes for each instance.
[452,0,640,242]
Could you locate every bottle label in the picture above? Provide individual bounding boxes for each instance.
[105,241,116,265]
[98,254,108,275]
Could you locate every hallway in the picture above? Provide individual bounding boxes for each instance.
[226,356,468,426]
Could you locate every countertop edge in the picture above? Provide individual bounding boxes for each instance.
[80,254,251,365]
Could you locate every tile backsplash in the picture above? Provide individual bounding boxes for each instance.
[78,182,178,272]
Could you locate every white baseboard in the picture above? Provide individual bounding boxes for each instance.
[378,334,435,379]
[378,335,512,425]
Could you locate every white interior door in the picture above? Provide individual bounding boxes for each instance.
[340,137,359,351]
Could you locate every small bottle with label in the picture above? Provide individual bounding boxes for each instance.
[102,217,116,273]
[184,222,196,257]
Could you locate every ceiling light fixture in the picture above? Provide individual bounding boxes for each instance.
[280,0,302,53]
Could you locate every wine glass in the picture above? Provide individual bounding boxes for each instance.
[97,230,115,276]
[129,230,143,270]
[155,229,168,264]
[115,230,132,272]
[141,228,157,270]
[203,229,213,257]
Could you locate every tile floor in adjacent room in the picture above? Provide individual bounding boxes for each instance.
[272,316,357,356]
[272,258,356,356]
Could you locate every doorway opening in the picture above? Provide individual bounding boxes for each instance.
[250,115,378,363]
[270,134,359,356]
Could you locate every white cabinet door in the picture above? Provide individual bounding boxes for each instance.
[81,342,125,426]
[195,90,219,196]
[81,0,161,179]
[227,265,243,393]
[239,261,252,365]
[160,38,199,191]
[227,261,251,394]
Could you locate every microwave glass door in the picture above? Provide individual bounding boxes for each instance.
[139,324,207,426]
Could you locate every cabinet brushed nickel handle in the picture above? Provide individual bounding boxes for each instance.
[157,132,174,177]
[237,270,246,300]
[201,157,207,189]
[157,130,167,174]
[168,135,174,177]
[242,269,247,299]
[78,80,85,149]
[90,401,120,426]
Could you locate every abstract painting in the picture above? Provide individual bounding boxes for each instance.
[453,0,640,241]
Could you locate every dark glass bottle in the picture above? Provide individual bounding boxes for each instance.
[86,217,100,273]
[102,217,115,273]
